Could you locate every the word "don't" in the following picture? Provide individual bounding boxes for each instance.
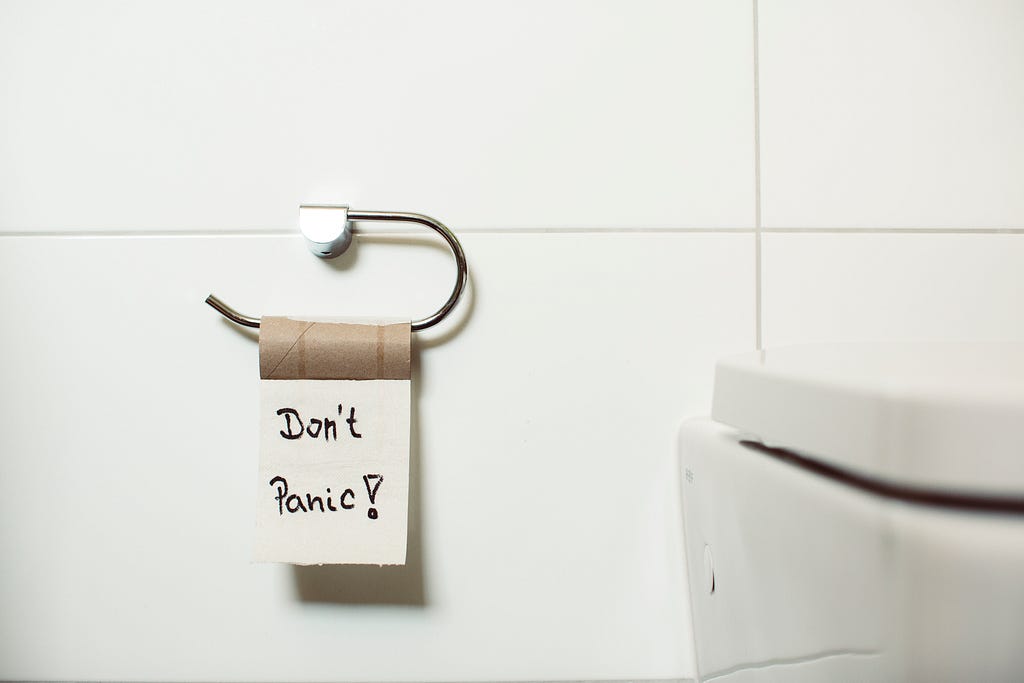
[276,404,362,442]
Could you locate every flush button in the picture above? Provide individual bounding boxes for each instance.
[703,544,715,595]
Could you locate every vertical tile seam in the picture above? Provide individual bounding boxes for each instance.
[753,0,763,350]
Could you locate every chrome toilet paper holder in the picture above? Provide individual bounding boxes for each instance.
[205,205,468,331]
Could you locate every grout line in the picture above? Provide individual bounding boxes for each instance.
[413,226,755,235]
[2,226,1021,239]
[0,229,296,237]
[0,227,759,238]
[753,0,763,351]
[762,227,1024,234]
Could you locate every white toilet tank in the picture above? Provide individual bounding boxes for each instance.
[679,343,1024,682]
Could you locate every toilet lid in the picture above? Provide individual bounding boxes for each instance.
[712,342,1024,497]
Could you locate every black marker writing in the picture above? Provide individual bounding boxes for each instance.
[341,404,362,438]
[363,474,382,520]
[269,475,314,513]
[276,407,358,442]
[276,409,304,440]
[270,476,289,514]
[268,476,372,516]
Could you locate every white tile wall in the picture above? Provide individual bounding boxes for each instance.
[0,233,753,681]
[2,1,1023,681]
[0,0,755,231]
[762,233,1024,347]
[759,0,1024,229]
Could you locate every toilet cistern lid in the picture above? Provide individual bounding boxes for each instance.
[711,342,1024,497]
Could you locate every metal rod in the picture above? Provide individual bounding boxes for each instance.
[205,209,467,332]
[205,294,260,328]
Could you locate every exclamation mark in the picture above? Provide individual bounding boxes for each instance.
[363,474,383,520]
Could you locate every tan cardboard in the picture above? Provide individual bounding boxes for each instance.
[259,316,411,380]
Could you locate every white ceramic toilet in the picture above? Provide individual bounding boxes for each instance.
[680,342,1024,682]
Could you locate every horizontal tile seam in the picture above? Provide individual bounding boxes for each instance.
[0,227,757,238]
[762,227,1024,234]
[2,227,1024,238]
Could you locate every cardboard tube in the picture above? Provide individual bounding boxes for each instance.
[259,317,411,380]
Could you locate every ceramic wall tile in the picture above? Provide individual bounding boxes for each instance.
[0,231,753,680]
[762,233,1024,346]
[0,0,755,231]
[759,0,1024,228]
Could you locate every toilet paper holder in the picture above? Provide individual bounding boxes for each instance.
[205,205,468,332]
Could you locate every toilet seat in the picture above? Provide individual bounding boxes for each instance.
[710,342,1024,497]
[679,342,1024,681]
